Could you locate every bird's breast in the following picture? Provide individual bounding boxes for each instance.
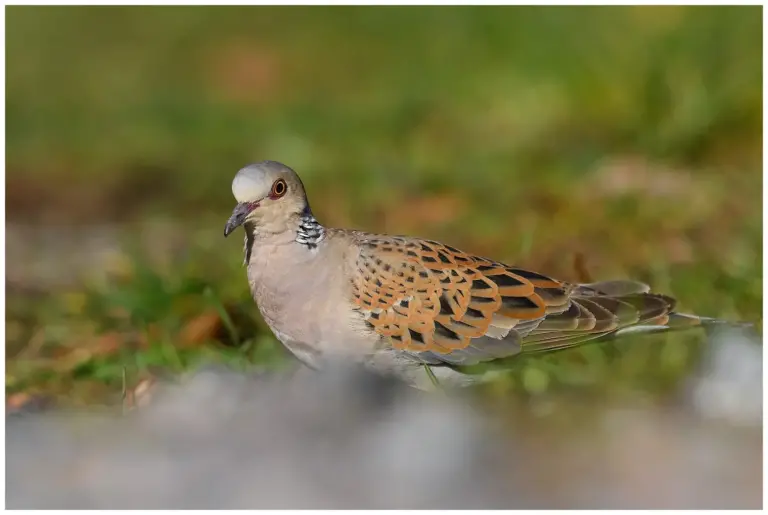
[245,241,377,361]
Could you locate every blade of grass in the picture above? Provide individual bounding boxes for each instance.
[204,286,240,346]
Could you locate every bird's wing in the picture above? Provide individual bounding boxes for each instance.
[349,235,681,366]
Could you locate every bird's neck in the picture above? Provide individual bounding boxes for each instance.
[242,208,326,263]
[295,209,326,249]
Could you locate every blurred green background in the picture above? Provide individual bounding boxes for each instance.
[6,6,762,408]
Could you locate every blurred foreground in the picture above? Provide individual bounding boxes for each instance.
[7,326,761,509]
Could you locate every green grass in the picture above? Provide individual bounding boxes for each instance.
[6,6,762,407]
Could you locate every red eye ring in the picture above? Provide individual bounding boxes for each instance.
[270,179,287,199]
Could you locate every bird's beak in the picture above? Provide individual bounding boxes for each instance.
[224,202,254,237]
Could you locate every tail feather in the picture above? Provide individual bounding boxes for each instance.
[578,279,651,296]
[520,280,747,354]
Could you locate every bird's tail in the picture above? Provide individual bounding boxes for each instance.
[520,279,751,354]
[613,310,741,337]
[579,279,749,336]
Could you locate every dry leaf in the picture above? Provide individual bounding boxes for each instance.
[206,40,282,105]
[124,375,158,411]
[178,310,222,348]
[383,193,466,233]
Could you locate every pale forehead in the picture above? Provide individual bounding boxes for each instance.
[231,161,295,202]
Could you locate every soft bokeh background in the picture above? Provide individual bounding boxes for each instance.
[5,6,763,509]
[6,7,761,412]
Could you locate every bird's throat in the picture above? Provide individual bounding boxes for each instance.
[241,214,326,265]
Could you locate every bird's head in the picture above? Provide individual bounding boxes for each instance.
[224,161,310,237]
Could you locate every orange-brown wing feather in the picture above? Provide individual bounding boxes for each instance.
[350,236,688,366]
[350,236,572,362]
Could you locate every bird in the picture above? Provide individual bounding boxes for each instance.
[224,160,725,390]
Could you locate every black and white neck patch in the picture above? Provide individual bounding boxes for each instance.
[296,214,326,249]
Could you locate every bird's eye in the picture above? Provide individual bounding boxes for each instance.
[270,179,287,199]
